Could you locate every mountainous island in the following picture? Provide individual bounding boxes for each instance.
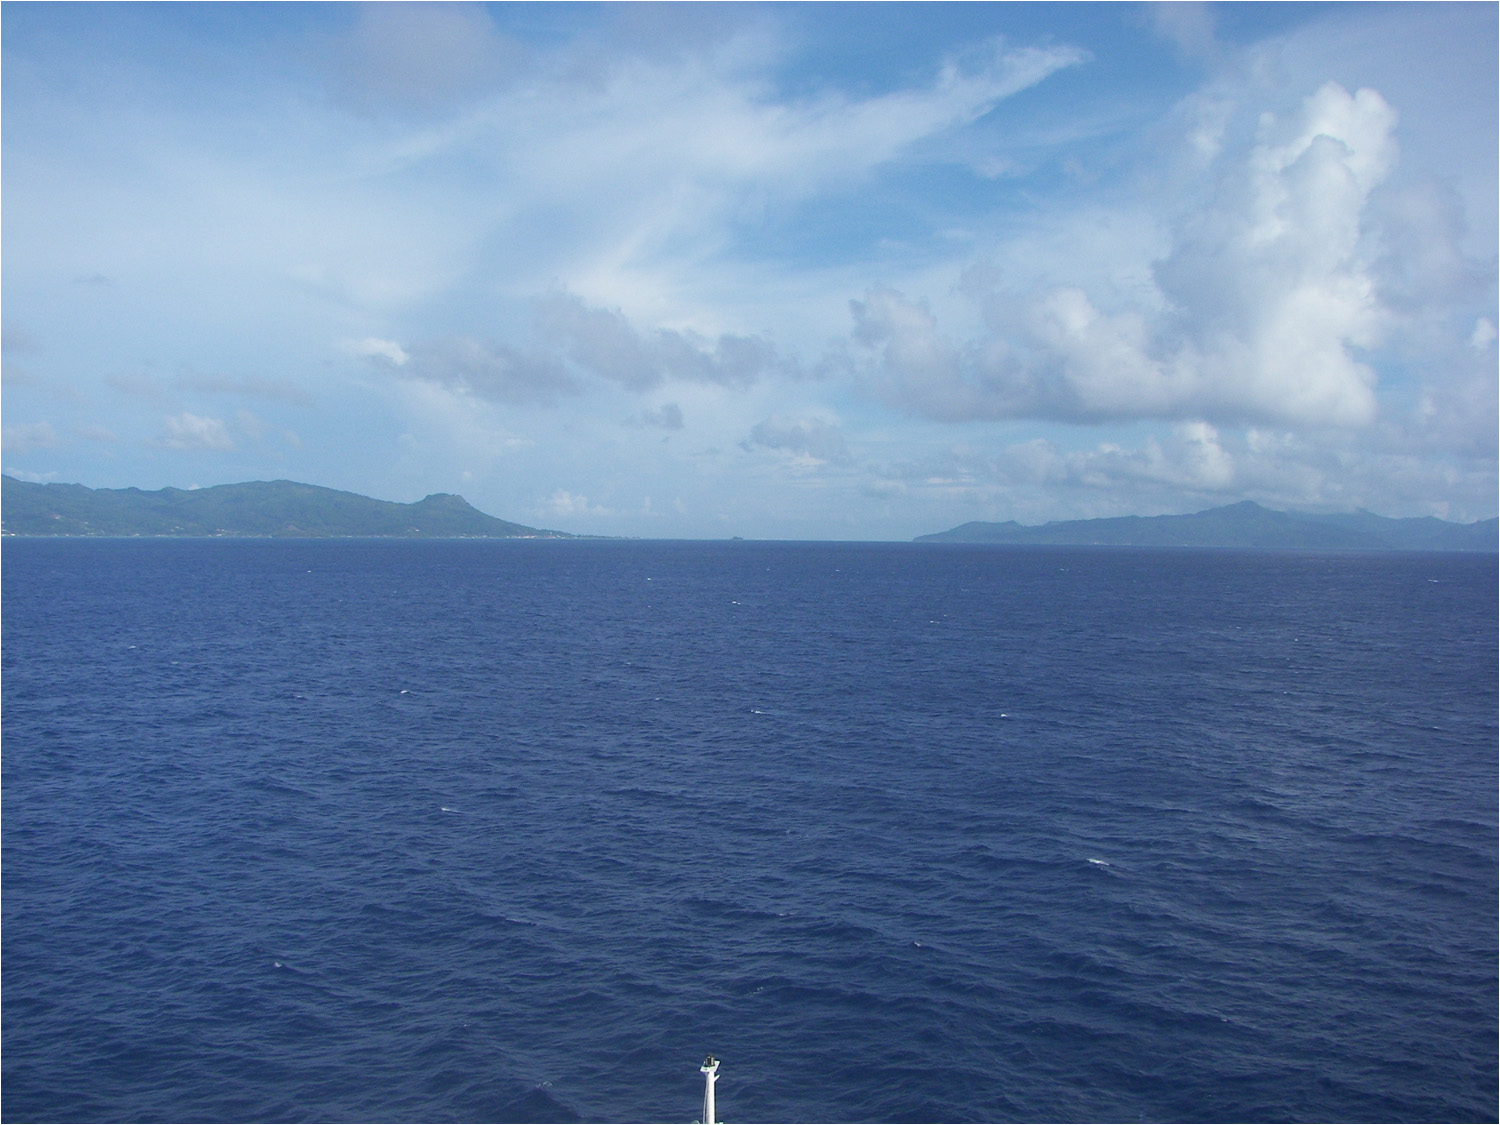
[0,477,573,538]
[916,501,1498,552]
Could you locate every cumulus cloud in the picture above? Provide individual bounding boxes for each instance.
[386,337,578,406]
[363,294,786,405]
[626,403,685,430]
[154,412,236,451]
[542,489,613,518]
[1367,177,1493,335]
[343,337,410,365]
[862,413,1497,523]
[857,83,1404,431]
[533,291,781,391]
[860,429,1248,518]
[743,414,851,466]
[2,421,59,454]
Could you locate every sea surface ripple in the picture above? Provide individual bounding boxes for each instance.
[3,539,1495,1122]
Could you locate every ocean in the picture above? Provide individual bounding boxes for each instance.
[3,538,1495,1123]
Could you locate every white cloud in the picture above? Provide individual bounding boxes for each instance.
[542,489,612,517]
[387,32,1088,322]
[2,421,59,454]
[534,291,782,391]
[519,35,1085,201]
[743,414,851,466]
[343,337,410,365]
[0,7,1491,534]
[862,416,1497,525]
[1371,178,1489,315]
[391,337,577,406]
[3,467,60,483]
[856,82,1401,430]
[154,412,235,451]
[371,294,789,404]
[626,403,685,431]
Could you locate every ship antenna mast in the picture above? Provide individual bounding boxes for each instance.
[700,1055,720,1125]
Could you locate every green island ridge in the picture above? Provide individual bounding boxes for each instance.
[915,501,1498,552]
[0,477,574,539]
[4,478,1495,550]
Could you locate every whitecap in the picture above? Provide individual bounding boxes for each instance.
[1087,858,1110,866]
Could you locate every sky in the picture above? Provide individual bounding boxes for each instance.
[3,2,1496,540]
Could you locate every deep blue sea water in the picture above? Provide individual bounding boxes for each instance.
[3,539,1495,1124]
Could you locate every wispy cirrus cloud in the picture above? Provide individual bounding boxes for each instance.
[175,373,316,405]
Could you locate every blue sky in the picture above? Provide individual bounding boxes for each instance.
[3,2,1495,539]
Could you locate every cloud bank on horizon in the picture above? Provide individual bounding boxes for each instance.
[3,2,1495,538]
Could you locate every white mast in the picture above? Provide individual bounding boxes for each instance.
[700,1055,720,1125]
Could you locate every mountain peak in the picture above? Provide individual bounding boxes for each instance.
[915,502,1497,551]
[1,476,573,539]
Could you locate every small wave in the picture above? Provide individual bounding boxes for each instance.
[1087,858,1110,866]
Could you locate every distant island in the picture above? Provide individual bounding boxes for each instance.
[916,501,1498,552]
[0,477,574,539]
